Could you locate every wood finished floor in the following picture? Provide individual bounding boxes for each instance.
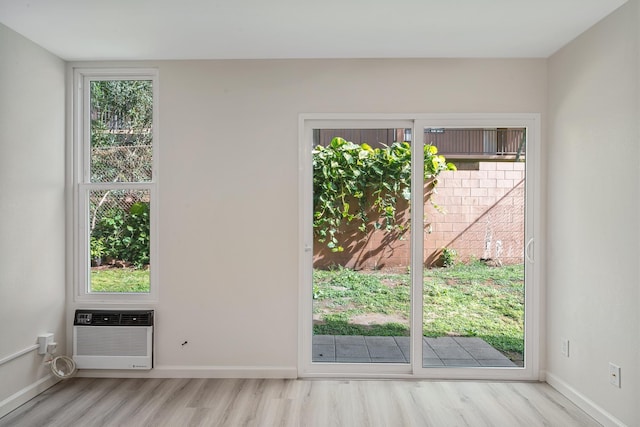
[0,378,600,427]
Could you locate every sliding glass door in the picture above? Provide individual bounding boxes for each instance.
[300,115,540,380]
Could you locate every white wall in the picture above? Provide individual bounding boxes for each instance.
[547,1,639,425]
[68,58,547,376]
[0,24,66,415]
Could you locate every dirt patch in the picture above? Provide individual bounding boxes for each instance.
[349,313,408,326]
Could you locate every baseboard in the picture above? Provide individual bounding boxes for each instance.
[0,375,59,419]
[546,372,626,427]
[75,365,298,379]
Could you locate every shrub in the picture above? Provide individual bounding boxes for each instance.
[313,137,455,252]
[440,247,457,267]
[91,201,149,268]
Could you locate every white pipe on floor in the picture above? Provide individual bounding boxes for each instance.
[0,344,39,366]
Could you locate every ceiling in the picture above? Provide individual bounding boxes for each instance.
[0,0,628,61]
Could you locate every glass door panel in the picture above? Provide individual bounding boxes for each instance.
[312,128,412,364]
[421,127,526,369]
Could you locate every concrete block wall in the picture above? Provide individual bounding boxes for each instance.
[313,161,525,270]
[424,162,525,266]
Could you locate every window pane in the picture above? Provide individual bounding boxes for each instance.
[89,189,150,293]
[90,80,153,182]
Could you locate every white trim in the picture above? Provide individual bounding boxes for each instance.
[546,372,627,427]
[75,365,297,379]
[72,68,159,303]
[0,345,39,367]
[298,113,542,380]
[410,121,424,375]
[0,375,59,419]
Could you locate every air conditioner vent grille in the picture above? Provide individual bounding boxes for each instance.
[74,310,154,326]
[120,313,152,325]
[92,313,120,325]
[75,326,149,356]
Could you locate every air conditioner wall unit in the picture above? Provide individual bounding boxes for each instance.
[73,309,154,370]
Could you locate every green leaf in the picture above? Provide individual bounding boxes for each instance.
[402,187,411,200]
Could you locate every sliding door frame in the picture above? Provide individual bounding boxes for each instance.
[298,113,541,380]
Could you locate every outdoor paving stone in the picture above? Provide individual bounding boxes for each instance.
[442,359,482,367]
[335,335,366,345]
[432,346,474,359]
[394,336,410,349]
[313,335,335,345]
[336,357,372,363]
[395,337,411,360]
[336,344,370,358]
[368,344,404,359]
[423,358,445,367]
[312,344,336,362]
[364,336,397,347]
[422,344,439,359]
[464,347,508,360]
[477,359,516,367]
[452,337,488,347]
[311,335,515,368]
[371,356,407,363]
[424,337,461,348]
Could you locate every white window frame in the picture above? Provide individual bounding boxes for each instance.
[72,68,159,303]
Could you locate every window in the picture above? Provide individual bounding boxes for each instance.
[74,69,158,301]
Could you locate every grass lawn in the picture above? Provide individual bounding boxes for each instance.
[90,267,150,293]
[313,261,524,360]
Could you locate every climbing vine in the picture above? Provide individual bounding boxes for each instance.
[313,137,456,252]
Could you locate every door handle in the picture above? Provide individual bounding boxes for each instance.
[525,238,534,263]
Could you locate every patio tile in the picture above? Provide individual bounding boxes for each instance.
[335,335,366,345]
[312,344,335,362]
[432,346,474,360]
[477,359,516,367]
[464,347,508,360]
[425,337,460,348]
[371,356,407,363]
[443,359,482,367]
[312,335,515,368]
[368,344,405,360]
[336,344,370,358]
[336,357,372,363]
[313,335,335,345]
[423,358,445,367]
[395,337,411,360]
[452,337,488,347]
[364,336,397,347]
[422,343,440,359]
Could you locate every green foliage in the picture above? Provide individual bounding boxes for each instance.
[313,137,455,251]
[90,236,106,262]
[314,316,409,337]
[440,247,457,267]
[90,80,153,148]
[90,80,153,182]
[91,201,150,268]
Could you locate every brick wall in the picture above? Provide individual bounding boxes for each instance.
[313,162,525,270]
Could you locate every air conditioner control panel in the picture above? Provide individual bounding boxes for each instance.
[75,312,92,324]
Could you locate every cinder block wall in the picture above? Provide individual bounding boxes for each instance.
[313,161,525,270]
[424,162,525,266]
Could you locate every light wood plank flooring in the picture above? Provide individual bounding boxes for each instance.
[0,378,599,427]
